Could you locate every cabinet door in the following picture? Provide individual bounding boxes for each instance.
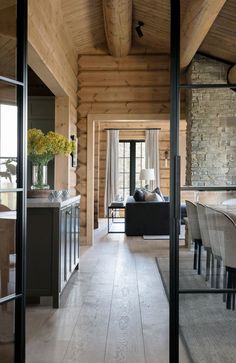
[71,203,80,269]
[71,204,76,269]
[60,208,66,291]
[60,205,72,289]
[75,203,80,264]
[65,206,72,281]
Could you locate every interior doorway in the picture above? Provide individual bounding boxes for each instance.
[86,113,186,245]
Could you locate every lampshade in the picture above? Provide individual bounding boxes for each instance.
[140,168,155,181]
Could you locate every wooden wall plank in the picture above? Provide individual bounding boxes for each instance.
[78,86,170,103]
[78,55,170,71]
[77,101,186,118]
[78,70,170,87]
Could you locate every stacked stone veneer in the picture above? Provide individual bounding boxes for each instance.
[186,55,236,186]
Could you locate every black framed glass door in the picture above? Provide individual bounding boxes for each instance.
[170,1,236,362]
[0,1,27,362]
[118,140,145,200]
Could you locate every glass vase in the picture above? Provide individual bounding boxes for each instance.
[31,163,50,190]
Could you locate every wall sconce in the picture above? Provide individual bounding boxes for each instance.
[70,135,78,168]
[135,21,144,38]
[164,150,169,168]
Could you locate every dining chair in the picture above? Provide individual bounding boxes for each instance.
[215,210,236,310]
[205,206,223,289]
[196,203,212,281]
[185,200,202,275]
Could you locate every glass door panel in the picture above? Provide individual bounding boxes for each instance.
[177,8,236,362]
[0,92,18,190]
[0,300,15,363]
[0,192,17,298]
[0,0,17,81]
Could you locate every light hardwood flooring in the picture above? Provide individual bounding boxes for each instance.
[26,220,190,363]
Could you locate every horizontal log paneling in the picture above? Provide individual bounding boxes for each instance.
[77,101,186,118]
[78,70,170,87]
[78,86,170,103]
[78,55,170,71]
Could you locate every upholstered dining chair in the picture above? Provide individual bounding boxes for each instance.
[205,206,224,289]
[185,200,202,275]
[214,210,236,310]
[197,203,212,281]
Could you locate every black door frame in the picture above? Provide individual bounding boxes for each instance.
[169,0,180,361]
[0,1,27,362]
[169,1,236,362]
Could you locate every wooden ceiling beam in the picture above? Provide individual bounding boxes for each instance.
[180,0,226,69]
[0,5,16,38]
[102,0,132,57]
[228,66,236,84]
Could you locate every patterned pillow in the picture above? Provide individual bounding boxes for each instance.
[152,187,165,201]
[133,188,145,201]
[144,190,163,202]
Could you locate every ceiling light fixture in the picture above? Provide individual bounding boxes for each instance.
[135,21,144,38]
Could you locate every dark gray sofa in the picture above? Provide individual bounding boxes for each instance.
[125,196,170,236]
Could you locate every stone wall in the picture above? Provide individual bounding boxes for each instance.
[186,55,236,186]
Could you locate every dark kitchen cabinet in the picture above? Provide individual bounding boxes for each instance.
[26,196,80,308]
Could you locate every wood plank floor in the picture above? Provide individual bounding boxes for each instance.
[26,220,190,363]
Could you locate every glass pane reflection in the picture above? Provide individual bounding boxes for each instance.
[0,300,15,363]
[0,1,17,80]
[0,193,16,298]
[0,96,18,190]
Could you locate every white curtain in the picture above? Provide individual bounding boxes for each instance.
[104,130,119,216]
[145,129,160,190]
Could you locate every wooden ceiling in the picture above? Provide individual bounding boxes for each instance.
[61,0,236,63]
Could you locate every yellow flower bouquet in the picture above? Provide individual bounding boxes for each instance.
[28,128,75,189]
[28,128,75,164]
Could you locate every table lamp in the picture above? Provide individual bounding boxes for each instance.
[140,168,155,189]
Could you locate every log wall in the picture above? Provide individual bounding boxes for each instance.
[77,54,186,244]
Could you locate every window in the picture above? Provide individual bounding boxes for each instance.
[119,141,145,200]
[0,105,18,191]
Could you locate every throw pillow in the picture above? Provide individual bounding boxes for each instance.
[152,187,165,201]
[133,188,145,201]
[144,190,163,202]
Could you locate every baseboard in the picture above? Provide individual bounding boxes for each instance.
[143,234,185,240]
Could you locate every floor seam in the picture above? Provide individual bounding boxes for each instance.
[134,253,148,363]
[102,243,120,363]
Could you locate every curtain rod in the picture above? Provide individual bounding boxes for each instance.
[104,128,161,130]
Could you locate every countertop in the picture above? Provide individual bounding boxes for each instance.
[27,195,81,208]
